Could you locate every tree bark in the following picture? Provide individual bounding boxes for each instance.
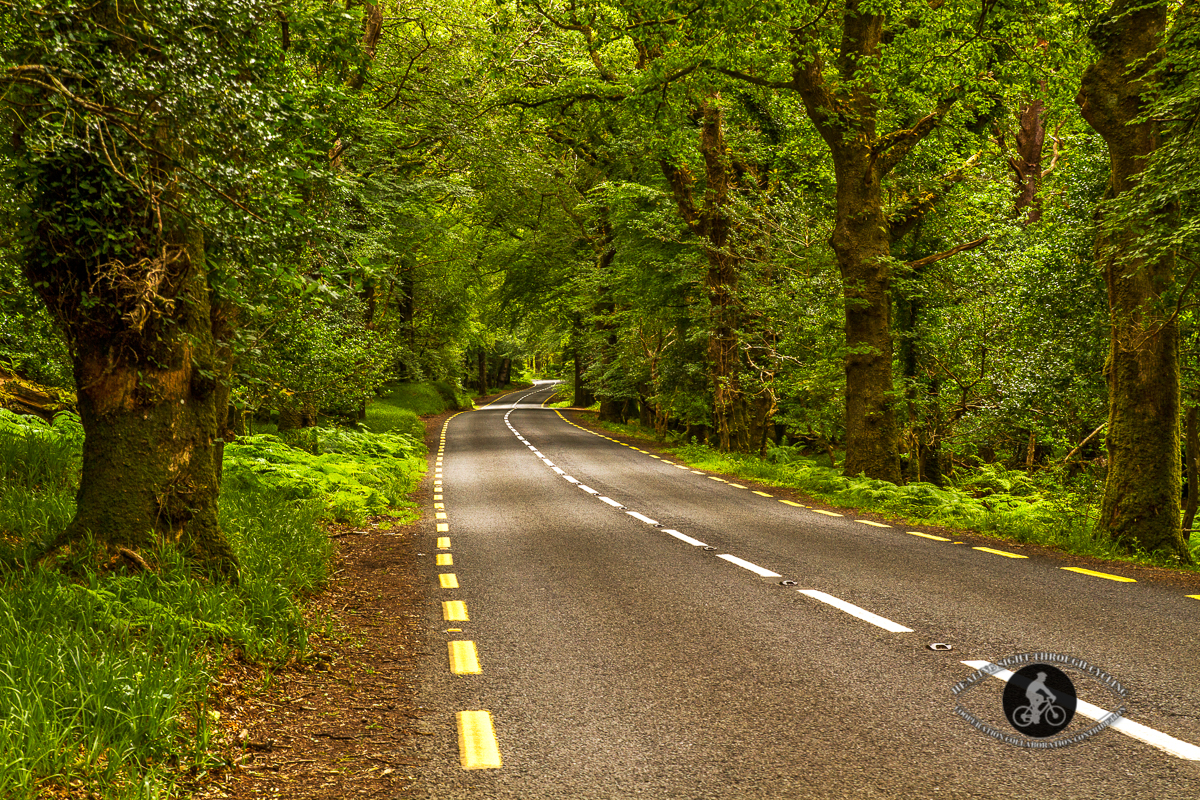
[1077,0,1192,561]
[1185,406,1198,534]
[34,225,238,573]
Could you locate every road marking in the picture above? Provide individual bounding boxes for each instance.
[779,500,802,507]
[436,553,453,566]
[690,471,704,475]
[434,494,443,500]
[448,641,481,675]
[436,512,447,520]
[729,483,747,489]
[650,455,661,459]
[457,710,502,769]
[908,531,950,541]
[752,491,773,497]
[959,661,1200,760]
[1189,595,1200,600]
[708,477,727,483]
[627,511,659,525]
[541,458,554,466]
[578,485,599,495]
[439,573,459,589]
[552,466,565,475]
[857,520,891,528]
[598,496,624,508]
[437,522,449,532]
[437,537,451,549]
[435,502,444,509]
[810,509,842,517]
[1061,566,1136,582]
[443,601,468,621]
[798,590,913,633]
[663,529,708,547]
[563,476,579,483]
[717,554,782,578]
[973,546,1027,559]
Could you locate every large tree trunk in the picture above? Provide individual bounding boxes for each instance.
[42,227,237,573]
[1077,0,1191,561]
[830,150,901,481]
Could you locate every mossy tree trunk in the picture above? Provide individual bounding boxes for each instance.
[1077,0,1192,561]
[662,96,762,453]
[22,181,239,573]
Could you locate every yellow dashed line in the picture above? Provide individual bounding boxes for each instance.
[1189,595,1200,600]
[442,600,468,621]
[779,500,802,507]
[437,537,451,549]
[708,476,727,483]
[908,531,951,541]
[436,512,447,520]
[449,641,482,675]
[729,483,747,489]
[435,502,444,509]
[752,491,773,497]
[437,522,449,532]
[434,494,443,500]
[437,553,453,566]
[857,520,892,528]
[439,573,460,588]
[811,509,843,517]
[457,710,501,769]
[1061,566,1136,583]
[973,546,1028,559]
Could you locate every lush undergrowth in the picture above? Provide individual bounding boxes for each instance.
[591,417,1200,570]
[362,380,470,437]
[0,408,426,798]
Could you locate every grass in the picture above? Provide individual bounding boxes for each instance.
[0,407,427,798]
[590,417,1200,571]
[363,380,470,437]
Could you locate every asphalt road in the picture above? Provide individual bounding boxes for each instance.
[410,380,1200,799]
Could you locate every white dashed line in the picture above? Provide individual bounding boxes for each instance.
[798,590,913,633]
[663,529,708,547]
[717,554,781,578]
[598,496,625,508]
[578,485,600,495]
[626,511,659,526]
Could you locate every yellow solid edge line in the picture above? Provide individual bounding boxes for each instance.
[442,600,468,621]
[908,531,951,541]
[1061,566,1136,583]
[753,491,773,497]
[436,553,453,566]
[857,520,892,528]
[973,546,1028,559]
[457,710,502,769]
[812,509,843,517]
[448,640,481,675]
[779,500,802,507]
[437,536,451,548]
[439,573,460,589]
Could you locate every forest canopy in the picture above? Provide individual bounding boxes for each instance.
[1,0,1198,564]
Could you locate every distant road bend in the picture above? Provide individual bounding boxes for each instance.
[413,380,1200,799]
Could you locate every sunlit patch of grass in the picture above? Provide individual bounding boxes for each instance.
[0,409,426,797]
